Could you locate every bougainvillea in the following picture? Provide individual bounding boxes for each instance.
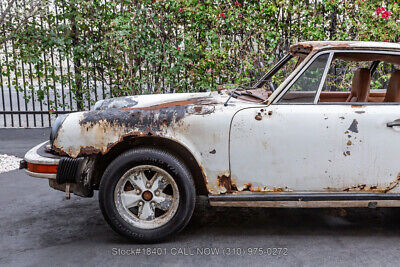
[1,0,400,110]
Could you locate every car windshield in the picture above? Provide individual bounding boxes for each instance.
[224,53,302,104]
[252,54,300,92]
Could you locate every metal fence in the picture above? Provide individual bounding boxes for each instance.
[0,0,121,128]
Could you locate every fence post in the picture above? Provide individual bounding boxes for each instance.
[70,4,83,111]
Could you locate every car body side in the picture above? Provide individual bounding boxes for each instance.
[30,41,400,198]
[51,92,259,195]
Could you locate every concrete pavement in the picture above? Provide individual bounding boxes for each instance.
[1,129,400,266]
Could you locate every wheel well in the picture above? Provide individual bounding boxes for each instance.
[91,136,209,195]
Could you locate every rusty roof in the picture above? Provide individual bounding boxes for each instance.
[290,41,400,55]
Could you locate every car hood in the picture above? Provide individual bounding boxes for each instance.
[93,92,218,111]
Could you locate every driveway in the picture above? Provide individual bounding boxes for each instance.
[1,129,400,266]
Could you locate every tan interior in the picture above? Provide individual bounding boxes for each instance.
[384,70,400,102]
[319,91,386,102]
[345,68,371,102]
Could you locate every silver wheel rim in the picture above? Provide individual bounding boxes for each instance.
[114,165,180,229]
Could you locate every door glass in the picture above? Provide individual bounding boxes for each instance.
[278,54,329,103]
[318,52,400,103]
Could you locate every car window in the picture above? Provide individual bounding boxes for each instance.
[318,52,400,103]
[277,54,329,103]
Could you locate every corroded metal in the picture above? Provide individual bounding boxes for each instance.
[28,41,400,199]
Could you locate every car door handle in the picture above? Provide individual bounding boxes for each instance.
[387,120,400,127]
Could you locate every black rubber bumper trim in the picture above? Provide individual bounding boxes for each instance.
[56,157,85,184]
[209,193,400,202]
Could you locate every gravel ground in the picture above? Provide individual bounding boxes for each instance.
[0,154,22,174]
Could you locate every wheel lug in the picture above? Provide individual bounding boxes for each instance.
[138,201,143,206]
[146,182,151,188]
[155,191,160,196]
[136,189,141,194]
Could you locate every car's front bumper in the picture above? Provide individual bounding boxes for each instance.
[22,141,60,179]
[22,141,94,198]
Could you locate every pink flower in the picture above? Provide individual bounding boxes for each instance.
[176,46,179,50]
[238,14,242,17]
[376,7,382,15]
[206,68,212,73]
[220,12,226,18]
[179,8,183,12]
[384,39,389,42]
[382,10,391,19]
[234,1,242,6]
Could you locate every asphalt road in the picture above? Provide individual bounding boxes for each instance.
[2,129,400,266]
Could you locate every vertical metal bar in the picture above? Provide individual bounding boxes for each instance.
[11,38,22,127]
[55,2,65,111]
[40,15,51,127]
[28,61,37,127]
[21,57,29,127]
[86,61,90,109]
[101,62,105,99]
[61,0,73,110]
[314,52,334,104]
[0,71,6,127]
[48,2,58,121]
[109,60,113,98]
[3,37,14,127]
[93,62,98,102]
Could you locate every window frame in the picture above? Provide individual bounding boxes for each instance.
[272,49,400,106]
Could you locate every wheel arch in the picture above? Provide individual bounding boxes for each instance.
[91,136,209,195]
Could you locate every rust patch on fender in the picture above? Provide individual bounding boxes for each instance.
[217,172,237,193]
[342,173,400,193]
[255,114,262,121]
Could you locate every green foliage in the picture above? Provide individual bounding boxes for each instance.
[1,0,400,110]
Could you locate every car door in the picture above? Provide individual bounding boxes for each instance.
[229,51,400,193]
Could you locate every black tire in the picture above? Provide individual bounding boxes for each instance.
[99,147,196,243]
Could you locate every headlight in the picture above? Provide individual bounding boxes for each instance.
[50,114,68,145]
[93,100,104,110]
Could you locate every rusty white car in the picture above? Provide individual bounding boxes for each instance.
[22,41,400,242]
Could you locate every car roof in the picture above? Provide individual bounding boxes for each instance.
[290,41,400,56]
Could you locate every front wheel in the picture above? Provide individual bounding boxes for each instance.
[99,147,196,243]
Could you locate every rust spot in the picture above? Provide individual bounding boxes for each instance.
[255,114,262,121]
[348,119,359,133]
[351,105,363,108]
[217,172,237,193]
[267,110,273,116]
[194,106,202,113]
[343,151,351,156]
[342,173,400,193]
[347,140,352,146]
[209,149,216,154]
[355,111,365,114]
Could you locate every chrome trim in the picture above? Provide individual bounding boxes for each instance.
[25,169,56,179]
[271,49,400,105]
[272,50,332,104]
[314,52,334,104]
[209,200,400,208]
[24,141,59,165]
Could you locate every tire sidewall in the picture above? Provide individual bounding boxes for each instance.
[99,147,195,243]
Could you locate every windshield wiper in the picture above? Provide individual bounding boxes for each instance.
[224,88,241,106]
